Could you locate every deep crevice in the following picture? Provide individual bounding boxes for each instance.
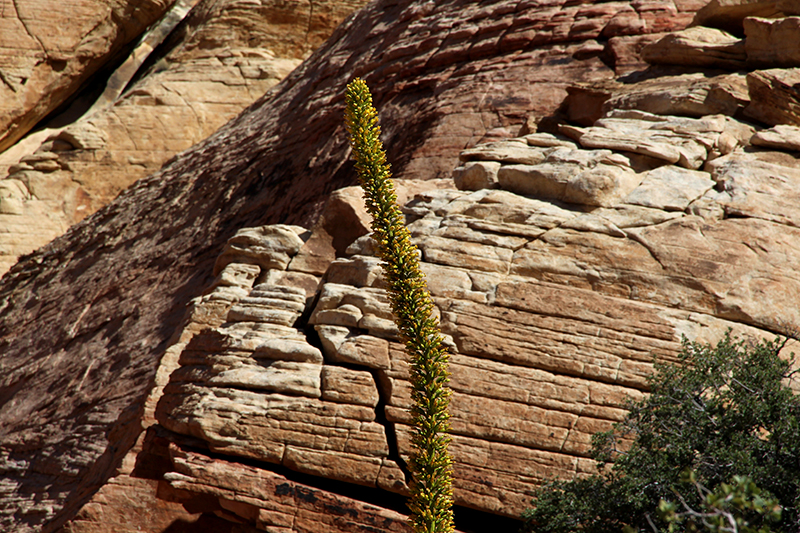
[370,365,413,485]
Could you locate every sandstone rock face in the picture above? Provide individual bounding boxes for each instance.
[6,0,798,532]
[154,93,800,522]
[0,0,367,276]
[0,0,174,153]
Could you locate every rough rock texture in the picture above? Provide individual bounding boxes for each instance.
[0,0,174,153]
[5,0,800,532]
[0,0,367,276]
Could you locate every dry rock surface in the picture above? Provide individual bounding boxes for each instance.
[0,0,366,275]
[3,1,800,533]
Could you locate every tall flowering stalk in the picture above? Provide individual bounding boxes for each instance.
[344,78,455,533]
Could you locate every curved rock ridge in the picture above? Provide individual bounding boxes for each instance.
[0,0,767,532]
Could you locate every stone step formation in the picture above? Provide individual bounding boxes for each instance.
[3,1,800,532]
[151,37,800,525]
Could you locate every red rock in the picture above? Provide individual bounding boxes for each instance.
[0,0,698,531]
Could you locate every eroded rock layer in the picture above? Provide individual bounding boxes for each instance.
[4,0,800,532]
[0,0,367,275]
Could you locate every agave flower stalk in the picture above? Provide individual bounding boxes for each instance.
[344,78,455,533]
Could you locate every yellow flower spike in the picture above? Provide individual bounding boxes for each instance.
[344,78,455,533]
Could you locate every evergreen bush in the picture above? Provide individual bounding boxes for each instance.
[523,333,800,533]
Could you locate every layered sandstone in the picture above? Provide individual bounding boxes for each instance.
[3,1,800,533]
[0,0,174,153]
[0,0,366,275]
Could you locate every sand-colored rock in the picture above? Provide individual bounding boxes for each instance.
[0,0,174,153]
[0,0,763,531]
[0,0,369,277]
[751,124,800,151]
[744,16,800,67]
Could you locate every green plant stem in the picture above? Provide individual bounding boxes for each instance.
[344,77,455,533]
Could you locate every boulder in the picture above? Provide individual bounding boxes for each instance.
[744,16,800,67]
[641,26,746,69]
[691,0,798,35]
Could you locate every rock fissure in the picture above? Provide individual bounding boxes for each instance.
[10,0,47,56]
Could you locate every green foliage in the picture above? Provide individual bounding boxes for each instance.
[344,78,455,533]
[523,333,800,533]
[657,469,781,533]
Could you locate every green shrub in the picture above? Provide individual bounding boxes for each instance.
[523,333,800,533]
[345,78,455,533]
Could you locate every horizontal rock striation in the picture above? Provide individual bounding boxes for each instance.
[7,0,800,532]
[154,74,800,526]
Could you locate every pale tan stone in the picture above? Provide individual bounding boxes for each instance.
[452,160,501,190]
[459,140,549,165]
[157,386,388,471]
[705,150,800,225]
[744,68,800,126]
[625,165,715,211]
[745,17,800,67]
[751,124,800,151]
[320,330,391,370]
[325,255,386,288]
[321,366,379,407]
[394,425,596,518]
[600,73,750,118]
[418,235,513,273]
[214,225,307,275]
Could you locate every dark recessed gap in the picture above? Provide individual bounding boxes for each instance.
[454,504,524,533]
[370,366,413,485]
[29,36,141,132]
[146,424,411,516]
[148,425,526,533]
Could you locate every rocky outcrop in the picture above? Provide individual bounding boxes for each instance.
[0,0,367,275]
[0,0,174,153]
[152,89,800,523]
[5,0,800,532]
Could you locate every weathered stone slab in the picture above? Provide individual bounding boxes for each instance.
[321,366,380,407]
[641,26,746,69]
[692,0,790,34]
[600,73,750,118]
[214,225,307,275]
[705,150,800,225]
[164,443,413,532]
[745,16,800,67]
[459,140,549,165]
[568,112,725,169]
[419,235,513,273]
[497,147,641,207]
[394,425,596,518]
[625,165,715,211]
[157,385,390,485]
[452,160,501,190]
[171,360,322,398]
